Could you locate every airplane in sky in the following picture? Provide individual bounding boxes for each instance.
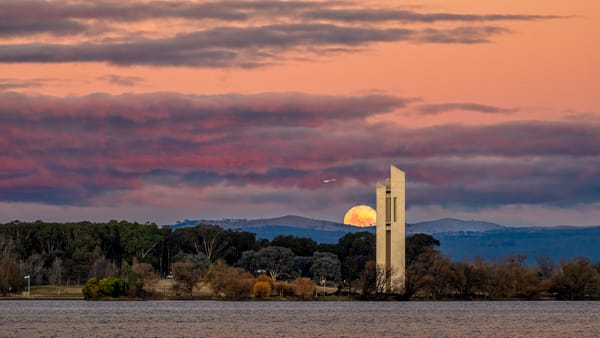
[320,178,336,183]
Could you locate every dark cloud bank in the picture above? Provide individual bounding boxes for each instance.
[0,0,563,67]
[0,91,598,210]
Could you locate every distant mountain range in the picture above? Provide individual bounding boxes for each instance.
[170,215,363,243]
[169,215,600,264]
[408,218,505,233]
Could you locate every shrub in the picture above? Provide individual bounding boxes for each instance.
[82,278,100,300]
[172,261,203,297]
[132,262,157,296]
[82,277,125,300]
[274,281,293,297]
[253,281,272,298]
[550,257,600,300]
[207,260,254,299]
[100,277,125,298]
[226,275,254,300]
[255,274,274,289]
[291,277,316,300]
[253,274,274,298]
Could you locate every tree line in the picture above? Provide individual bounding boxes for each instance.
[1,220,599,300]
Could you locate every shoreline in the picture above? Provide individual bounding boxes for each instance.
[0,296,582,301]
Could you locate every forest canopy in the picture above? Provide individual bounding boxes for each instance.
[1,220,599,300]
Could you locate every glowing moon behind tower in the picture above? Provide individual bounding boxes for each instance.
[343,205,376,227]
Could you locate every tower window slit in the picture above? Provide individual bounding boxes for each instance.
[393,197,397,222]
[385,196,391,223]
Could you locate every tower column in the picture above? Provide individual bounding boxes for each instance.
[375,165,405,292]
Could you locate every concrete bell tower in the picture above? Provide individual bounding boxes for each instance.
[376,165,405,292]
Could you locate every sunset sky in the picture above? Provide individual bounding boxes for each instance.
[1,0,598,226]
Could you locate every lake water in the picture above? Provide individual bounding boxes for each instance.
[1,300,599,337]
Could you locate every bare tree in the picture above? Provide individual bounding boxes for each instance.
[449,261,481,298]
[0,237,20,295]
[424,252,452,300]
[536,254,555,279]
[376,264,397,295]
[91,257,118,279]
[402,249,434,299]
[22,253,46,285]
[357,261,398,297]
[172,261,202,297]
[193,225,226,262]
[358,260,378,296]
[132,262,158,296]
[550,257,600,300]
[206,260,254,299]
[49,258,63,286]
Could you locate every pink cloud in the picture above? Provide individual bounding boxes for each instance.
[1,91,599,215]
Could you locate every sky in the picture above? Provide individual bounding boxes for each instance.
[0,0,599,226]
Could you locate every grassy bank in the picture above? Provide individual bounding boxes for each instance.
[2,281,342,301]
[1,285,84,299]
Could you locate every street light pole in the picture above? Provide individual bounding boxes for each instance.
[24,275,30,298]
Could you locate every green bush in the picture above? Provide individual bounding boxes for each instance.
[82,277,125,300]
[82,278,99,300]
[100,277,125,298]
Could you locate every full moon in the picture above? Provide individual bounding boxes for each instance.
[343,205,376,227]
